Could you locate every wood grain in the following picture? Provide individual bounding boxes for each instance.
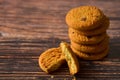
[0,0,120,80]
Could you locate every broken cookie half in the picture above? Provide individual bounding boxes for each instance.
[60,42,79,75]
[39,47,65,73]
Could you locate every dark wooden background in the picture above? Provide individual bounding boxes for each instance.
[0,0,120,80]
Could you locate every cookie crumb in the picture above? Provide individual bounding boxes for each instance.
[72,75,77,80]
[51,75,54,78]
[64,78,67,80]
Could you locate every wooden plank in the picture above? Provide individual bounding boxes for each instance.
[0,37,119,58]
[0,58,120,72]
[0,58,120,79]
[0,0,119,40]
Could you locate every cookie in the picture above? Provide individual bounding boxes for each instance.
[71,46,109,60]
[71,37,109,53]
[69,29,107,44]
[66,6,104,30]
[39,47,65,73]
[60,42,79,75]
[68,16,109,36]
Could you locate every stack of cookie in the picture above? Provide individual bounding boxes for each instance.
[66,6,110,60]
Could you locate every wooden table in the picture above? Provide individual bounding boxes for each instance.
[0,0,120,80]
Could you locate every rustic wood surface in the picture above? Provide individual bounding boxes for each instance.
[0,0,120,80]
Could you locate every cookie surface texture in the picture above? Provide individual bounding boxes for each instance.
[39,47,65,73]
[71,46,109,60]
[71,37,109,53]
[66,6,104,30]
[69,30,107,44]
[68,16,109,36]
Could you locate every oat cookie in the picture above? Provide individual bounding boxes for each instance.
[69,29,107,44]
[39,47,65,73]
[60,42,79,75]
[71,37,109,53]
[71,46,109,60]
[66,6,104,30]
[68,16,109,36]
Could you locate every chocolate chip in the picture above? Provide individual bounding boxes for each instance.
[96,16,99,17]
[87,36,92,38]
[81,17,87,21]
